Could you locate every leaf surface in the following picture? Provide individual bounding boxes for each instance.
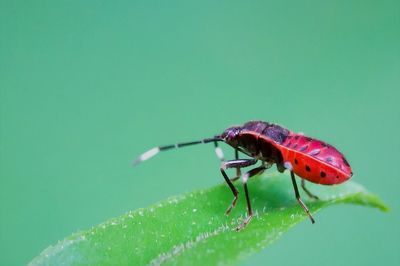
[29,173,388,266]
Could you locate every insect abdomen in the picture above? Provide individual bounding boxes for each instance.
[280,134,353,185]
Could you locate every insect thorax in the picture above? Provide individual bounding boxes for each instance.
[222,121,288,167]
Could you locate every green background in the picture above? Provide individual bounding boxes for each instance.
[1,1,399,265]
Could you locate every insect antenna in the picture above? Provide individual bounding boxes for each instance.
[132,136,223,166]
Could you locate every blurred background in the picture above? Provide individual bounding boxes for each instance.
[0,1,399,265]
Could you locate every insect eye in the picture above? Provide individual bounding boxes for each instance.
[222,127,241,141]
[229,130,238,139]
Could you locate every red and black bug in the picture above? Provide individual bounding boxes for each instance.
[133,121,353,230]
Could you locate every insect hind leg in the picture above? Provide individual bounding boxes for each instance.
[301,179,319,200]
[290,171,315,224]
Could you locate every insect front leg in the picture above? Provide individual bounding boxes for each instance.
[236,166,266,231]
[231,148,242,181]
[213,143,243,181]
[301,179,319,200]
[220,159,257,215]
[227,149,243,182]
[290,171,315,224]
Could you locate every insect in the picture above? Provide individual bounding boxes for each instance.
[133,121,353,230]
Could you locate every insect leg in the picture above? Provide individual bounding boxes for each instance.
[301,179,319,200]
[290,171,315,224]
[227,149,243,182]
[220,159,258,215]
[213,142,243,182]
[233,148,242,181]
[236,166,266,231]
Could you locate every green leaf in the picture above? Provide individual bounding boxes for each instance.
[29,172,388,266]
